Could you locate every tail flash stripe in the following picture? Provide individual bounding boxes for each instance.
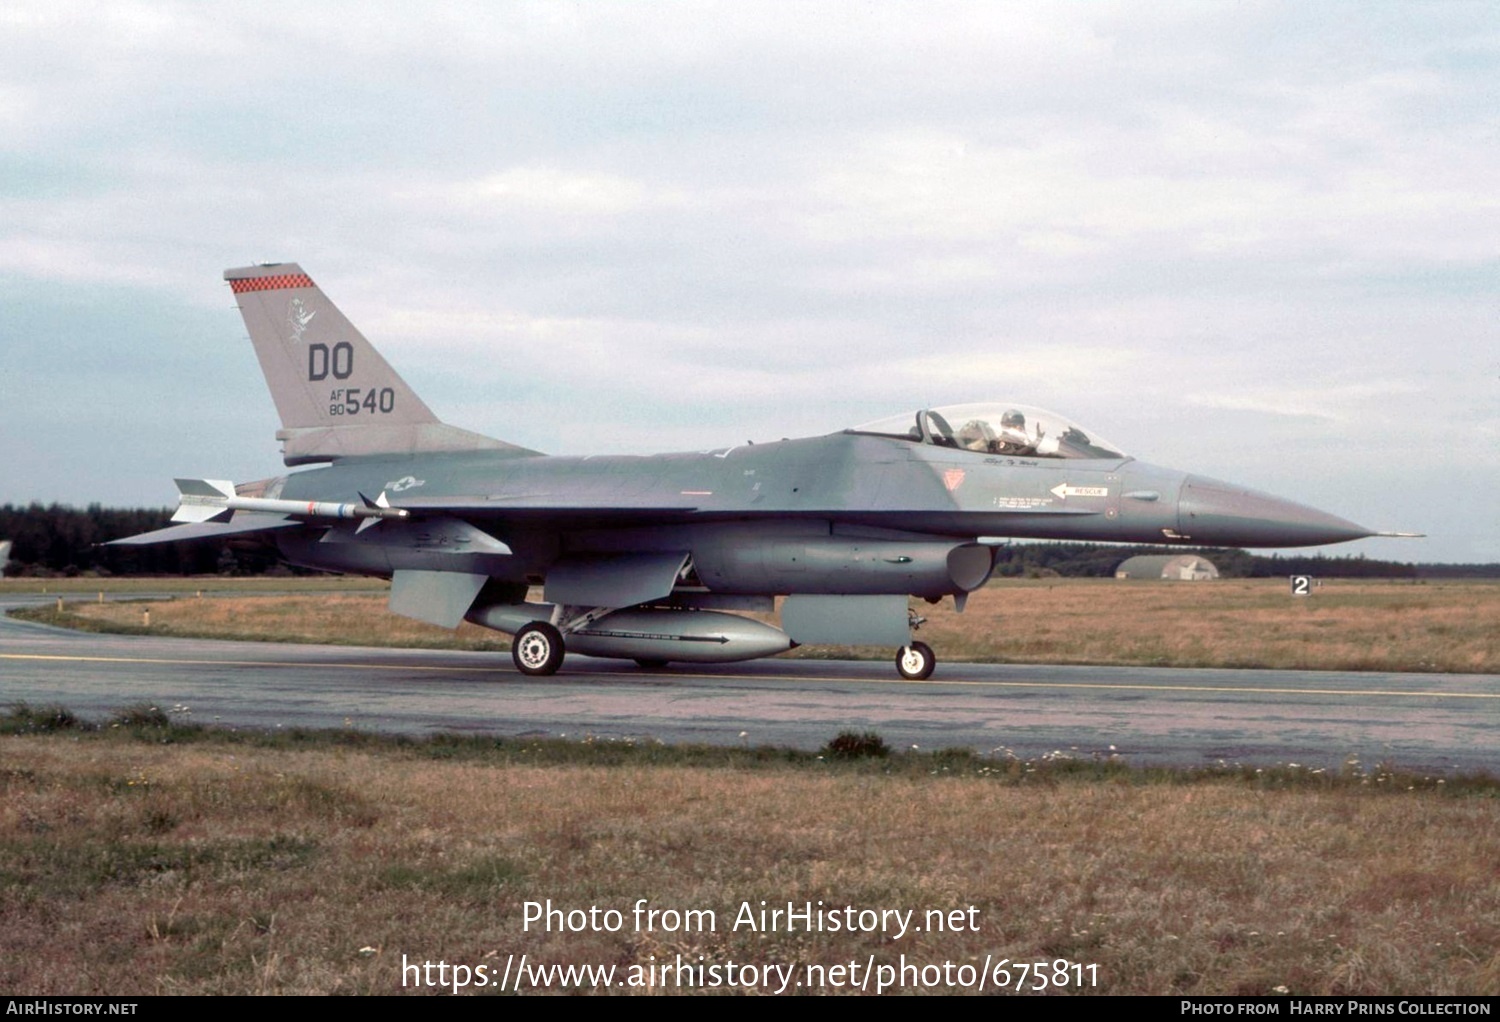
[229,273,315,294]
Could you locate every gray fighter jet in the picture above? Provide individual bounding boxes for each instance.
[116,263,1388,679]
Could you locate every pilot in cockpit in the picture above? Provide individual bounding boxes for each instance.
[995,409,1033,453]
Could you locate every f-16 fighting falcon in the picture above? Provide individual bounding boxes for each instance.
[116,263,1391,679]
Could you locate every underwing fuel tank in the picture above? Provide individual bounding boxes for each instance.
[466,603,794,664]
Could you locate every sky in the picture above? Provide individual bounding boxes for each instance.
[2,1,1496,562]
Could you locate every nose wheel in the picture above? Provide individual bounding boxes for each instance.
[895,641,935,680]
[512,621,565,676]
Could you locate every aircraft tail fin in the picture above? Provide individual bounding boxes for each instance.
[224,263,536,465]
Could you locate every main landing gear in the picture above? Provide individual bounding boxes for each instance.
[511,621,565,676]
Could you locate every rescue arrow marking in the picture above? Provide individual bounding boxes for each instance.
[1050,483,1109,500]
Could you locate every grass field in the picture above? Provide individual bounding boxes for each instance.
[2,708,1497,996]
[6,580,1498,995]
[14,577,1499,673]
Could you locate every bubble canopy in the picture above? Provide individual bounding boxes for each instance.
[847,403,1126,460]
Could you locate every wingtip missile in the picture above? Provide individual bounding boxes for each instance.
[171,478,411,527]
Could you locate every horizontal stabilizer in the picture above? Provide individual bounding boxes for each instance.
[106,513,302,546]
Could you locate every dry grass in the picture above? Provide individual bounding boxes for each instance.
[39,578,1500,673]
[46,592,509,651]
[2,727,1497,995]
[900,579,1500,674]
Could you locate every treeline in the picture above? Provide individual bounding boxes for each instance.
[1408,562,1500,579]
[0,503,285,577]
[3,502,1495,579]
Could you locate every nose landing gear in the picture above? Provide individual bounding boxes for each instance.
[896,641,935,680]
[895,606,935,679]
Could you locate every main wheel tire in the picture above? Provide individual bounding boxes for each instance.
[895,641,935,680]
[512,622,565,676]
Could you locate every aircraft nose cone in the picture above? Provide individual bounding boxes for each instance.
[1178,474,1374,547]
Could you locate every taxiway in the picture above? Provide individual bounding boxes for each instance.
[2,595,1494,772]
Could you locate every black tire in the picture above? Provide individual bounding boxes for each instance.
[895,641,935,680]
[634,658,669,670]
[512,622,565,676]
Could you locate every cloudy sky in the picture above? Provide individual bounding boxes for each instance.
[3,2,1496,562]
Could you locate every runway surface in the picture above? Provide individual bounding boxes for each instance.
[2,594,1496,772]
